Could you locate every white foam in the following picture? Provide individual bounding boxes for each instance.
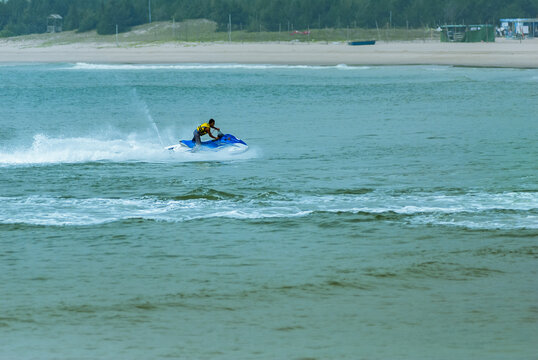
[0,134,256,166]
[0,196,178,226]
[423,66,451,71]
[68,63,371,71]
[293,191,538,214]
[335,64,370,70]
[0,196,311,226]
[410,214,538,230]
[0,191,535,228]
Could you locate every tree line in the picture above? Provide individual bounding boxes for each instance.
[1,0,536,37]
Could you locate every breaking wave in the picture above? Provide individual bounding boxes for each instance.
[0,191,536,229]
[68,63,371,71]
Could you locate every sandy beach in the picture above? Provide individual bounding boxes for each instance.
[1,38,537,68]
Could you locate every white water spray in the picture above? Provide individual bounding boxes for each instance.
[132,88,164,146]
[0,134,258,166]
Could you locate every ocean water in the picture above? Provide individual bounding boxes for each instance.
[0,63,537,359]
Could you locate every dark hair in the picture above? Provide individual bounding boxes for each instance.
[209,118,215,125]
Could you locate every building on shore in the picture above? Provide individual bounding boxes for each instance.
[440,24,494,42]
[499,18,538,38]
[46,14,63,33]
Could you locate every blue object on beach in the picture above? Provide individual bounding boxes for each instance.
[348,40,376,46]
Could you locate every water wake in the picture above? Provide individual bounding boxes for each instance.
[0,134,256,166]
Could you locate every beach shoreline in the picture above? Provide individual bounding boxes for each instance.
[1,38,537,68]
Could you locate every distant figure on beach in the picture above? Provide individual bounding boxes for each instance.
[192,119,220,146]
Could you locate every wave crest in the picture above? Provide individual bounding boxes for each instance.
[68,63,371,71]
[0,191,536,229]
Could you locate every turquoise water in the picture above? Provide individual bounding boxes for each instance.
[1,63,537,359]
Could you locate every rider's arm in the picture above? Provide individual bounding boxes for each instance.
[208,129,218,140]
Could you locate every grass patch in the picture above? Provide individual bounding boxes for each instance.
[2,20,440,46]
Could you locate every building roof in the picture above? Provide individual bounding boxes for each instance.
[500,18,538,22]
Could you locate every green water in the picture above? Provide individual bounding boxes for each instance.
[0,63,537,359]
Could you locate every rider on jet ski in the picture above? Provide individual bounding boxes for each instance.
[192,119,220,146]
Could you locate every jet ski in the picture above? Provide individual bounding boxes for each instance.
[165,132,248,152]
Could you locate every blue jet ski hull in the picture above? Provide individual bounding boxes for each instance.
[165,134,247,151]
[181,134,247,149]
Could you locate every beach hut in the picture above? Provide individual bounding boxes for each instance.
[47,14,63,33]
[464,25,494,42]
[499,18,538,38]
[440,25,465,42]
[440,24,494,42]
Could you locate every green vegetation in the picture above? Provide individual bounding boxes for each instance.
[0,0,536,38]
[1,20,440,46]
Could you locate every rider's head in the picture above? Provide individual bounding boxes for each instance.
[209,119,215,126]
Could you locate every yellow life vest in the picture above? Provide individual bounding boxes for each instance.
[197,123,210,136]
